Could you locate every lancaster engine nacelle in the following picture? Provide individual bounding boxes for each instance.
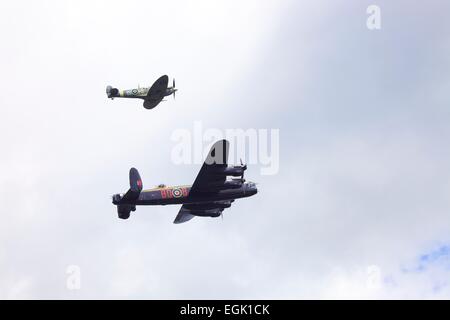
[214,165,247,177]
[200,178,245,191]
[223,179,244,189]
[223,167,244,177]
[185,201,232,211]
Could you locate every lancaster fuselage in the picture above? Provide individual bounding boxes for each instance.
[113,182,257,206]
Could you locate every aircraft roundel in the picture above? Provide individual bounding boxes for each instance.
[172,188,182,198]
[132,89,138,94]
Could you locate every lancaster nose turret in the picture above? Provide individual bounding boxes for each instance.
[245,182,258,196]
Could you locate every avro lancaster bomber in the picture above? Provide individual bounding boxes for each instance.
[112,140,257,224]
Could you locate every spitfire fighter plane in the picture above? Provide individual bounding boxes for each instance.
[106,75,177,109]
[112,140,257,224]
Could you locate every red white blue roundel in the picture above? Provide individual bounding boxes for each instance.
[172,188,182,198]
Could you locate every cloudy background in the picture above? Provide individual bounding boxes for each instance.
[1,0,450,299]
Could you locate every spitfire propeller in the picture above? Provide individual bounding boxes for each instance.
[173,78,176,100]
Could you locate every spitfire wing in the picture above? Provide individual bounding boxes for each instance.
[173,200,234,224]
[143,99,163,109]
[147,75,169,98]
[143,75,169,109]
[189,139,229,196]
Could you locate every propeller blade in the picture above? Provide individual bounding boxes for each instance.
[173,78,175,88]
[240,158,245,179]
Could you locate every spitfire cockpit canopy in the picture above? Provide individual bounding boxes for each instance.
[158,184,166,188]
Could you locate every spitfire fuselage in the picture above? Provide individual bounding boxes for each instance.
[115,87,176,99]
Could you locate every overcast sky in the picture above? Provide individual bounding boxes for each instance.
[1,0,450,299]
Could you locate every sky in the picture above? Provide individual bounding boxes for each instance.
[1,0,450,299]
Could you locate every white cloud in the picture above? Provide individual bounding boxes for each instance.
[1,0,450,299]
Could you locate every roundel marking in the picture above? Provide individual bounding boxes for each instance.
[132,89,138,94]
[172,188,182,198]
